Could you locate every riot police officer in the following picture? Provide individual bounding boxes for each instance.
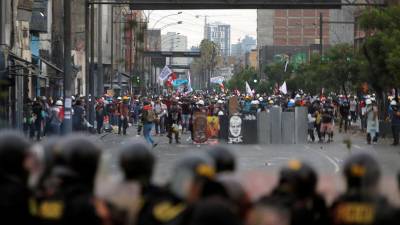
[136,152,224,225]
[330,153,397,225]
[207,146,236,173]
[0,131,33,225]
[33,135,111,225]
[263,160,329,225]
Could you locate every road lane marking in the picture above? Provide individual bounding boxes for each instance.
[353,145,362,149]
[304,145,340,173]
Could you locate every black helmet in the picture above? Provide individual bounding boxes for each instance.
[32,137,63,189]
[170,152,215,200]
[207,146,236,173]
[119,142,155,184]
[56,135,101,187]
[277,160,317,198]
[0,130,31,183]
[343,153,380,190]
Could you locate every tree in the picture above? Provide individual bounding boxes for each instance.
[324,43,361,99]
[226,67,258,92]
[190,40,218,89]
[359,6,400,100]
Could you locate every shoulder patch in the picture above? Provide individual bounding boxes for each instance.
[153,201,186,222]
[39,201,64,220]
[335,202,375,224]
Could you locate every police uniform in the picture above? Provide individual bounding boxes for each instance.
[0,131,34,225]
[263,160,329,225]
[330,153,397,225]
[31,136,114,225]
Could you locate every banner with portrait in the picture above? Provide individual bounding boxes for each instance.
[228,115,243,144]
[193,112,208,144]
[207,116,220,139]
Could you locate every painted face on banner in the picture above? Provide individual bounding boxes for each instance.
[229,115,242,137]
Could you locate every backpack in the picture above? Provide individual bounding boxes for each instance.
[145,110,156,123]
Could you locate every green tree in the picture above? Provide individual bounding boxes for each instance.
[324,43,361,99]
[190,40,218,89]
[226,67,258,92]
[359,6,400,100]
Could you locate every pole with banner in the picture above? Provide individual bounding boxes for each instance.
[159,65,173,81]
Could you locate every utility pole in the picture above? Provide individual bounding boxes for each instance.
[89,2,95,125]
[319,12,323,56]
[85,0,89,113]
[97,1,104,96]
[110,6,114,92]
[63,0,72,133]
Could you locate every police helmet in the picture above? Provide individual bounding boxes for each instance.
[343,153,380,189]
[0,130,31,182]
[277,160,317,197]
[207,146,236,173]
[119,142,155,183]
[169,152,215,200]
[56,135,101,187]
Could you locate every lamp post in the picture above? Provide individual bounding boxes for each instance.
[152,12,182,29]
[159,21,183,30]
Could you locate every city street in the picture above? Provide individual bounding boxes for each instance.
[96,125,400,204]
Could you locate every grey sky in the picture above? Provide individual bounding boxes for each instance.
[147,10,257,48]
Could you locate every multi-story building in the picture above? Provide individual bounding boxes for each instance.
[161,32,188,66]
[204,22,231,57]
[257,5,356,67]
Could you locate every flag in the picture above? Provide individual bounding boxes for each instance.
[210,76,225,84]
[279,81,287,94]
[159,66,173,81]
[186,71,193,93]
[245,81,252,96]
[219,83,225,92]
[172,79,188,87]
[166,72,177,87]
[284,59,289,72]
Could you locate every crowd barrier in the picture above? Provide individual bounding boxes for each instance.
[193,107,308,144]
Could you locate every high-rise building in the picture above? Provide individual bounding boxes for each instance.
[257,9,330,48]
[204,22,231,57]
[161,32,188,66]
[257,6,355,66]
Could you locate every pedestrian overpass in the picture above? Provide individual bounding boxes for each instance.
[89,0,386,9]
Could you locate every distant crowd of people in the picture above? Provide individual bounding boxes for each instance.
[0,131,400,225]
[22,91,400,147]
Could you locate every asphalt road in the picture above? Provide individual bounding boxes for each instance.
[95,124,400,204]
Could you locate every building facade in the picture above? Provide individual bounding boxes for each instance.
[204,22,231,57]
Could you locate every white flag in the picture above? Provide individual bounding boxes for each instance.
[187,71,193,93]
[284,60,289,72]
[279,81,287,94]
[245,81,252,96]
[159,66,172,81]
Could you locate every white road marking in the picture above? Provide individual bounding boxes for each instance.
[353,145,362,149]
[304,145,340,173]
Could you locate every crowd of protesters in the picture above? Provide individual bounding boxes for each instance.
[22,91,400,147]
[0,130,400,225]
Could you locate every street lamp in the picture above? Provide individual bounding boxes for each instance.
[152,12,182,29]
[160,21,183,30]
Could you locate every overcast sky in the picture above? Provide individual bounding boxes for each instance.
[147,10,257,48]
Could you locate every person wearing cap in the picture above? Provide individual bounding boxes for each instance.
[117,96,130,135]
[142,101,157,148]
[31,98,44,141]
[48,100,64,135]
[365,98,379,144]
[389,100,400,146]
[95,98,105,134]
